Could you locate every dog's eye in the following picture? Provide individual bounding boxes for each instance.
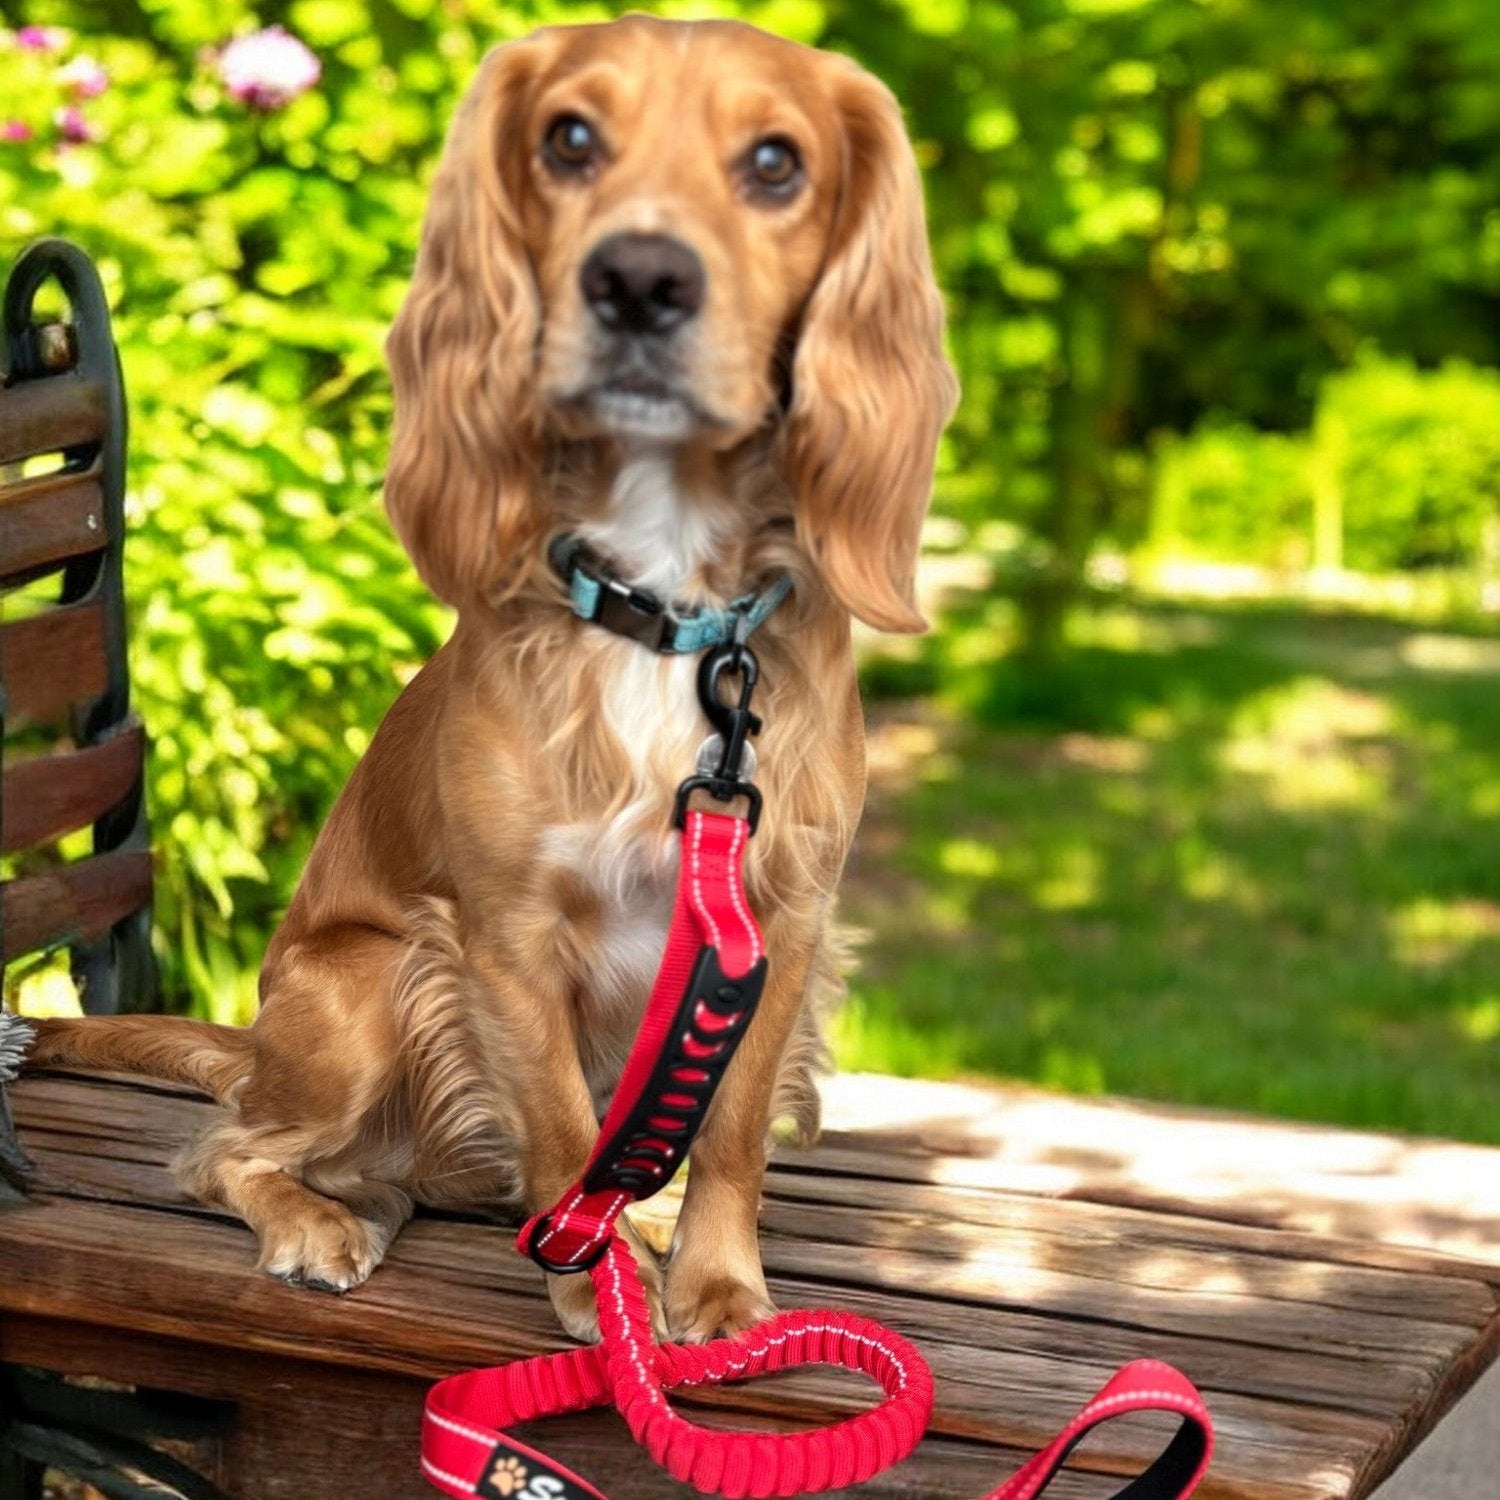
[545,114,599,173]
[746,137,802,196]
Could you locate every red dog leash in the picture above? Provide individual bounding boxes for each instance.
[423,645,1213,1500]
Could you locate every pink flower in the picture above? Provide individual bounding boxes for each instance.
[1,119,34,143]
[15,26,65,53]
[57,55,109,99]
[218,26,320,112]
[53,105,96,144]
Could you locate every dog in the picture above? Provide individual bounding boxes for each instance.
[19,14,956,1344]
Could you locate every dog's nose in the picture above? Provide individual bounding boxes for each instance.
[580,233,705,335]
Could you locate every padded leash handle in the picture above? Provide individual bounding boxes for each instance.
[424,808,1215,1500]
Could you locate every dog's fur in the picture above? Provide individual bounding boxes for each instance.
[23,15,956,1342]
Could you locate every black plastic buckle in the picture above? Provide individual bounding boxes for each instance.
[595,577,672,650]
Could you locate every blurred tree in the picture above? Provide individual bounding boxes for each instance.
[825,0,1500,655]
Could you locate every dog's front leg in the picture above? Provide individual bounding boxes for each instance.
[465,941,665,1342]
[664,914,817,1341]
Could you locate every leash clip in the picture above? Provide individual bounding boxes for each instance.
[673,638,763,833]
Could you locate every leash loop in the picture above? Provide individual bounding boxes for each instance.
[426,1228,1211,1500]
[427,696,1214,1497]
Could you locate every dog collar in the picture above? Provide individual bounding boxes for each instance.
[548,533,792,654]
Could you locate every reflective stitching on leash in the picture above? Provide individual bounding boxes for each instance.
[423,794,1214,1500]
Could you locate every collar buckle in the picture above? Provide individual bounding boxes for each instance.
[596,575,673,650]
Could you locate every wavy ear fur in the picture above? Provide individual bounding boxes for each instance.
[783,60,959,633]
[384,41,550,609]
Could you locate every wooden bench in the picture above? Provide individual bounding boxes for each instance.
[3,1069,1496,1500]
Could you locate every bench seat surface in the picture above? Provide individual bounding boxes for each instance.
[2,1070,1497,1500]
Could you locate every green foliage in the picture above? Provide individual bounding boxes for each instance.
[1151,422,1313,569]
[0,2,509,1014]
[879,0,1500,637]
[1149,357,1500,574]
[1327,357,1500,573]
[4,0,1500,1065]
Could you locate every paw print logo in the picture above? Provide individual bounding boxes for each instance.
[486,1456,530,1497]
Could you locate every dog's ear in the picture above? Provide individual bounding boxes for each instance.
[781,59,958,633]
[384,40,552,609]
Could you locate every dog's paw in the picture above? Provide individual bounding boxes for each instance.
[665,1269,776,1344]
[259,1200,388,1294]
[546,1217,664,1343]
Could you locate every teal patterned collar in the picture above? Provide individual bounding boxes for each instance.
[548,534,792,654]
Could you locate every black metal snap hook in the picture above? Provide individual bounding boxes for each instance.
[695,641,762,783]
[673,639,765,833]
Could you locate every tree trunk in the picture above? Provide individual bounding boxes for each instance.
[1017,271,1150,663]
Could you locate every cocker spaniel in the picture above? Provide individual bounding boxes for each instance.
[24,14,957,1343]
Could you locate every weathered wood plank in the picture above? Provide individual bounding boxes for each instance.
[0,1316,1130,1500]
[17,1078,1494,1350]
[0,1199,1354,1500]
[812,1075,1500,1273]
[4,1070,1498,1500]
[2,719,143,852]
[0,595,107,727]
[0,847,152,961]
[0,372,104,466]
[0,463,104,579]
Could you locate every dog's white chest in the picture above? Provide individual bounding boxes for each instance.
[543,646,702,1011]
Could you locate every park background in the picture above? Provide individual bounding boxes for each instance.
[3,0,1498,1144]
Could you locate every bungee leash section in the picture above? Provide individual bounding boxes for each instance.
[423,639,1214,1500]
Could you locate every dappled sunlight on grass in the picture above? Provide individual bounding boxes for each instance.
[1219,678,1393,812]
[1390,899,1500,969]
[844,598,1500,1143]
[1400,633,1500,674]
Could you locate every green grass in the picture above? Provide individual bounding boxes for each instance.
[837,597,1500,1143]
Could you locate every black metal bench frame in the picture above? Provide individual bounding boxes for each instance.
[2,238,173,1500]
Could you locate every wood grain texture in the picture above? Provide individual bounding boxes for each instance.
[0,463,104,580]
[0,596,107,727]
[2,719,143,852]
[3,1071,1497,1500]
[0,847,151,960]
[0,371,104,466]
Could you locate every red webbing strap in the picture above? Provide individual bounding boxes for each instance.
[515,810,761,1274]
[423,1236,1212,1499]
[423,807,1215,1500]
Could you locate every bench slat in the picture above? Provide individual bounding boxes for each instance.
[1,848,151,960]
[2,720,143,853]
[6,1073,1500,1500]
[0,597,108,726]
[0,463,106,580]
[0,373,105,466]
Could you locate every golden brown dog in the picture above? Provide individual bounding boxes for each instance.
[23,15,956,1343]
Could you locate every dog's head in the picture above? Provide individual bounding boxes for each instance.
[385,16,957,631]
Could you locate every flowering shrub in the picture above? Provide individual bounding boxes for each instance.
[218,26,321,111]
[2,23,105,147]
[0,6,482,1016]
